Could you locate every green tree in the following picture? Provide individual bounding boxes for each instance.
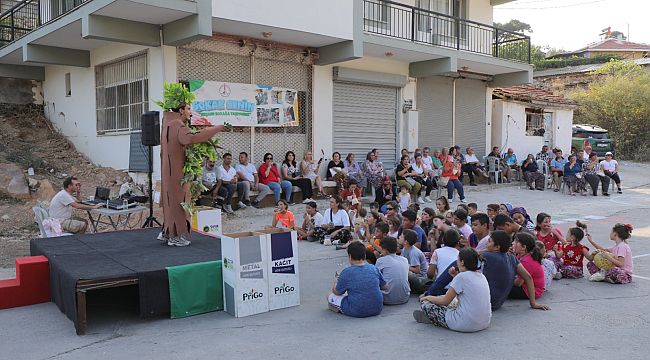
[570,60,650,161]
[493,19,533,35]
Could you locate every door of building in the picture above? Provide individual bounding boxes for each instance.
[332,82,399,170]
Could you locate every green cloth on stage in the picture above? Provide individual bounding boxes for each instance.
[167,260,223,318]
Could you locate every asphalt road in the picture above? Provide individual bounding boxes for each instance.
[1,161,649,360]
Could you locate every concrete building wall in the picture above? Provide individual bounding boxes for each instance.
[553,108,574,153]
[42,43,177,179]
[0,78,36,104]
[212,0,354,40]
[491,99,573,162]
[468,0,493,25]
[312,57,415,164]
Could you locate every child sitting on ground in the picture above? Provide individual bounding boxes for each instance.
[428,229,461,282]
[536,241,558,291]
[397,184,411,213]
[353,207,368,241]
[375,236,410,305]
[555,221,591,279]
[328,242,387,317]
[467,202,478,216]
[367,221,389,260]
[400,229,429,294]
[414,247,492,332]
[369,202,380,214]
[510,233,545,300]
[586,223,634,284]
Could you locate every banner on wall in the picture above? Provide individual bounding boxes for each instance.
[189,80,299,127]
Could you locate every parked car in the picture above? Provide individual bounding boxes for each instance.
[572,124,615,158]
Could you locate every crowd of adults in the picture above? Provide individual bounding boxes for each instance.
[197,143,623,216]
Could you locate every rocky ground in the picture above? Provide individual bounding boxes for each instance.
[0,104,129,267]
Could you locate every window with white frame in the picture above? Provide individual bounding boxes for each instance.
[525,107,545,136]
[95,51,148,134]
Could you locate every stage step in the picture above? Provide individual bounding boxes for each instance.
[0,256,50,309]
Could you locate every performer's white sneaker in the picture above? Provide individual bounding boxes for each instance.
[168,236,191,247]
[157,231,169,243]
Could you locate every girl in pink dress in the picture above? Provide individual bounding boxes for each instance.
[586,223,634,284]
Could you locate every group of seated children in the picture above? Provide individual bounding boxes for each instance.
[324,199,635,333]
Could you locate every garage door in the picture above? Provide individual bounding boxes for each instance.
[417,76,453,150]
[455,78,487,158]
[333,82,398,169]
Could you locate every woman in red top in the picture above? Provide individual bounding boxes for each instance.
[510,233,545,300]
[535,212,564,251]
[556,222,591,279]
[258,152,293,204]
[535,212,564,270]
[441,148,465,203]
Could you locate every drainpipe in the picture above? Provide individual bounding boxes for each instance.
[451,77,457,146]
[159,28,165,83]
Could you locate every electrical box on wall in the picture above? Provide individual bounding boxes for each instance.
[405,110,418,151]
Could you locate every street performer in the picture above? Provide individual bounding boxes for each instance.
[158,103,224,246]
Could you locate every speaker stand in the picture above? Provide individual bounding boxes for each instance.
[143,145,161,228]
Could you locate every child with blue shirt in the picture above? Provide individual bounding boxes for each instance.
[328,242,387,317]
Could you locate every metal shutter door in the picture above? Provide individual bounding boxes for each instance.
[417,76,453,150]
[455,78,487,158]
[333,82,398,169]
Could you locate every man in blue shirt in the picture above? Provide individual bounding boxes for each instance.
[502,148,519,183]
[328,242,387,317]
[550,149,568,191]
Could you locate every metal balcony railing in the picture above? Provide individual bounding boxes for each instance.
[0,0,92,49]
[363,0,531,63]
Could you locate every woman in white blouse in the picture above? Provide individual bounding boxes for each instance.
[301,150,326,197]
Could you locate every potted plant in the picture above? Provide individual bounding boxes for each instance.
[155,82,221,214]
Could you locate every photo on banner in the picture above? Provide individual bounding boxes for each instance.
[189,80,299,127]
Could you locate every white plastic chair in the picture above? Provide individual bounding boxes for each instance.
[485,156,502,185]
[32,206,73,238]
[536,160,551,190]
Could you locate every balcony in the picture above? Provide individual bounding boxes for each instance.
[363,0,530,63]
[0,0,94,49]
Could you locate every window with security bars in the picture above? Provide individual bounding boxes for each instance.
[95,52,148,134]
[525,108,545,136]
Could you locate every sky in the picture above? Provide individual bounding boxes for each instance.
[493,0,650,52]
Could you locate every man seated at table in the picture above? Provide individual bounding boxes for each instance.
[49,176,103,234]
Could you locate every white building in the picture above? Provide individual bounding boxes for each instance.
[0,0,532,179]
[492,84,576,162]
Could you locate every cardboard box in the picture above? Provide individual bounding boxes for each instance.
[256,228,300,311]
[191,206,222,237]
[221,231,269,317]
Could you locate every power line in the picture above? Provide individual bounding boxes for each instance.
[498,0,609,10]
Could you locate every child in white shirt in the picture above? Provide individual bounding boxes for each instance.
[397,184,411,213]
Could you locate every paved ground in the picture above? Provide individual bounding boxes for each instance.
[1,161,650,360]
